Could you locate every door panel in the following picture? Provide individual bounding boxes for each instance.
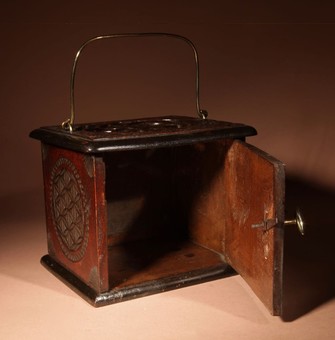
[223,140,285,315]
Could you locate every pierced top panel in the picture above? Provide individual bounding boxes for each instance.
[75,117,196,136]
[30,116,257,153]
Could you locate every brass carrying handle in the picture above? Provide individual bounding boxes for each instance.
[62,33,208,132]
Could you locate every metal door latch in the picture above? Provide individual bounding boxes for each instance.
[252,210,305,235]
[251,215,278,231]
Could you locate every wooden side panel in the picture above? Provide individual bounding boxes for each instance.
[104,148,178,246]
[223,140,285,315]
[175,140,231,254]
[41,144,108,293]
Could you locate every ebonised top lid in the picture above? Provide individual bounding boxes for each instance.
[30,115,257,153]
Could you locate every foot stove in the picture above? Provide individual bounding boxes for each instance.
[30,33,296,315]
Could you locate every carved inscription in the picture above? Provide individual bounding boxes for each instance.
[50,158,89,262]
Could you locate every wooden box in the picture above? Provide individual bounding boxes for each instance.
[30,33,287,315]
[30,116,284,315]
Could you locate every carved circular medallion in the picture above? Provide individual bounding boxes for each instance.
[50,158,89,262]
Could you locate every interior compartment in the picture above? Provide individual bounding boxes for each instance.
[103,139,233,289]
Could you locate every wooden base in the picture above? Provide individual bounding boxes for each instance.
[41,241,235,307]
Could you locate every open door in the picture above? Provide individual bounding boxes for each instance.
[223,140,285,315]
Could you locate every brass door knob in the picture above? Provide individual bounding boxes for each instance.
[284,210,305,235]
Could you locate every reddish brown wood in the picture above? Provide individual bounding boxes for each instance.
[103,148,177,247]
[35,129,284,314]
[223,140,285,315]
[94,157,109,292]
[108,240,227,289]
[175,140,231,254]
[41,144,108,293]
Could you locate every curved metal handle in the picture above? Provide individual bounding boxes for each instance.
[62,32,208,132]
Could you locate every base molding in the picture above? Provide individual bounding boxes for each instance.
[41,255,235,307]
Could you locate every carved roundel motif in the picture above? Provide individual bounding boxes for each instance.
[50,158,89,262]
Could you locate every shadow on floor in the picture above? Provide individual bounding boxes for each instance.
[1,176,335,321]
[282,175,335,321]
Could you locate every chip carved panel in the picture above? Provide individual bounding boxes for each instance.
[50,157,90,262]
